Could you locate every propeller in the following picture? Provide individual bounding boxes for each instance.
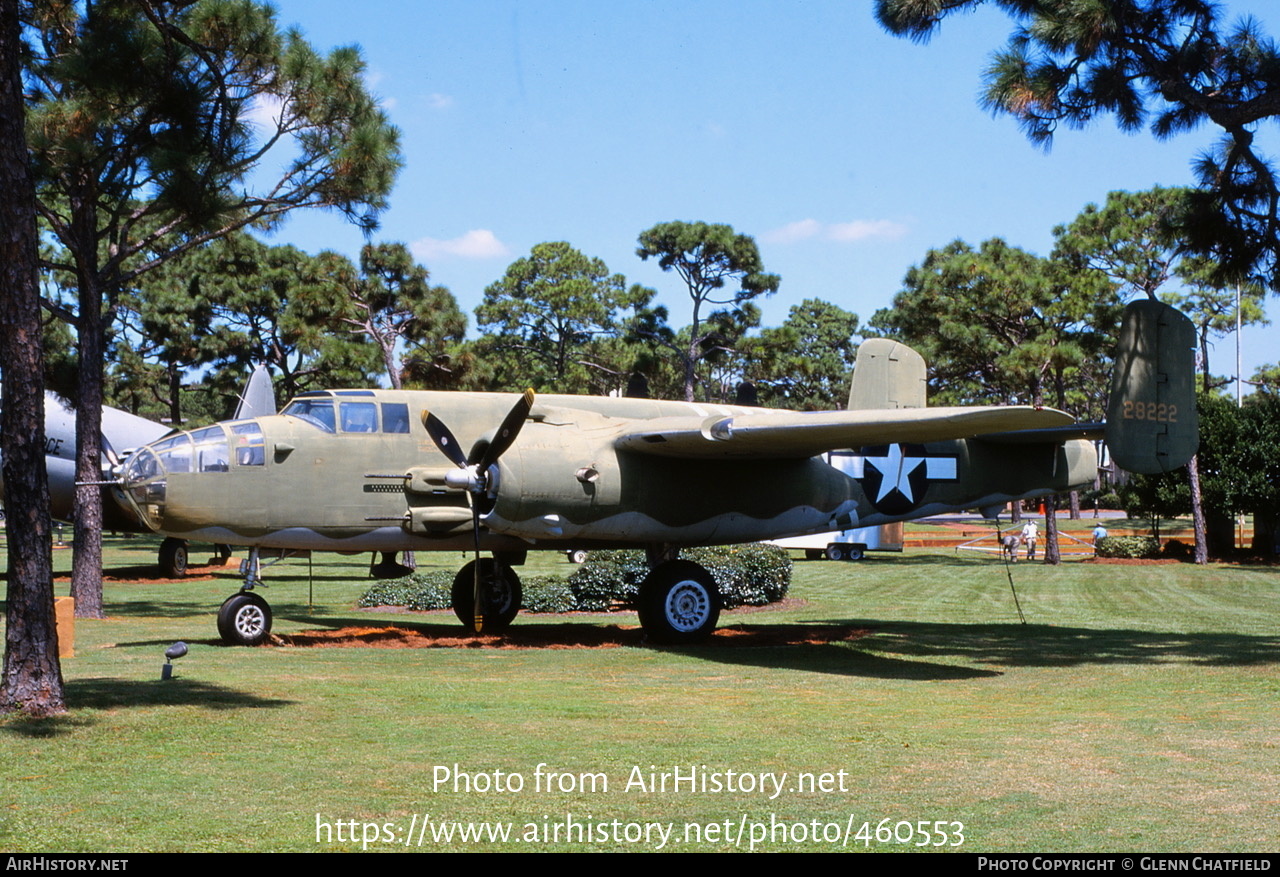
[421,389,535,632]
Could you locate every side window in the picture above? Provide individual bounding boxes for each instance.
[381,402,410,434]
[190,426,229,473]
[340,402,378,433]
[283,399,335,432]
[230,421,266,466]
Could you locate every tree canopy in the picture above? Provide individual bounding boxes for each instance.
[476,242,649,393]
[21,0,401,615]
[875,0,1280,287]
[870,236,1118,413]
[635,221,780,402]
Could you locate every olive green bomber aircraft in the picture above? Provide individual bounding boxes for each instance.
[114,300,1197,646]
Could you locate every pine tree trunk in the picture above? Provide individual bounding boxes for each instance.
[1,0,66,716]
[1044,498,1060,565]
[1069,490,1080,520]
[70,178,106,619]
[1188,453,1208,564]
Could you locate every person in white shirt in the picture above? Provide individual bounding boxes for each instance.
[1021,520,1039,561]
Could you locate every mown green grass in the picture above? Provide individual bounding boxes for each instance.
[2,535,1278,852]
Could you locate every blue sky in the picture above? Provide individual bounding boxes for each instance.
[262,0,1273,386]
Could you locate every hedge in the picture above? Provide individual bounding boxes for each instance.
[1095,535,1162,559]
[357,543,793,614]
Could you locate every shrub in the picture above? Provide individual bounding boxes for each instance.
[567,550,650,611]
[521,575,577,613]
[567,543,791,611]
[1095,535,1161,559]
[358,570,453,610]
[684,543,792,607]
[359,543,794,614]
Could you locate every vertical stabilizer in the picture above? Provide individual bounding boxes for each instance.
[1106,300,1198,474]
[234,365,277,421]
[847,338,928,411]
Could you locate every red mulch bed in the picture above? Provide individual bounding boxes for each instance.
[270,621,870,650]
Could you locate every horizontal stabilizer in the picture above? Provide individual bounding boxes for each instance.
[978,422,1106,444]
[615,406,1075,460]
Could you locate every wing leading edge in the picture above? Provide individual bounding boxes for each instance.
[614,406,1077,460]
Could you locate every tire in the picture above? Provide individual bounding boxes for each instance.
[217,592,272,646]
[159,538,189,577]
[452,559,522,633]
[568,549,589,564]
[637,560,721,645]
[825,544,845,561]
[846,545,866,561]
[804,549,824,561]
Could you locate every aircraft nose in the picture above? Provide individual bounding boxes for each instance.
[119,446,167,531]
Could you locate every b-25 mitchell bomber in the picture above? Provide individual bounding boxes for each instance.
[114,301,1197,646]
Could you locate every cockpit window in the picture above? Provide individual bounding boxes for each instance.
[148,434,192,475]
[339,401,378,433]
[382,402,410,434]
[189,425,229,473]
[229,421,266,466]
[282,399,335,432]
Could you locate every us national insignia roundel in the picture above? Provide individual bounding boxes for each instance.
[846,444,958,517]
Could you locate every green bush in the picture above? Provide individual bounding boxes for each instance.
[358,570,453,610]
[358,544,793,614]
[521,575,577,613]
[567,543,791,611]
[1095,535,1161,559]
[684,543,792,607]
[566,550,650,611]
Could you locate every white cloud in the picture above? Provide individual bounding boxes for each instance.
[425,92,455,110]
[762,218,909,245]
[826,219,909,242]
[761,219,823,244]
[412,229,509,261]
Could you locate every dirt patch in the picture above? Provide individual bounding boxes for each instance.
[1081,558,1186,565]
[270,622,870,650]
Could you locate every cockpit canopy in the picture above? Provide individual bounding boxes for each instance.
[281,391,410,435]
[121,420,265,529]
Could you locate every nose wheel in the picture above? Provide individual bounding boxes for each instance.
[217,592,272,646]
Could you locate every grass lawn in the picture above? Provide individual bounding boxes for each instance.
[2,534,1278,852]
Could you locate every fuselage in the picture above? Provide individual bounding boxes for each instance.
[118,388,1098,553]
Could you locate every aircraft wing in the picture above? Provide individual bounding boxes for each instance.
[614,406,1076,459]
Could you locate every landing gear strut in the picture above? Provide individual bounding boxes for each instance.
[217,546,274,646]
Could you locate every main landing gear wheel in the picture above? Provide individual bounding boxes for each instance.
[452,559,523,633]
[567,549,589,564]
[159,538,189,577]
[217,592,272,646]
[637,560,721,645]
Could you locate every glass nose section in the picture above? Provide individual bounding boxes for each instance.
[120,434,191,529]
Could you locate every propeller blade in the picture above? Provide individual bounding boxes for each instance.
[478,388,535,472]
[422,410,469,468]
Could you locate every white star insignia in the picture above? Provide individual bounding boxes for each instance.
[863,444,926,503]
